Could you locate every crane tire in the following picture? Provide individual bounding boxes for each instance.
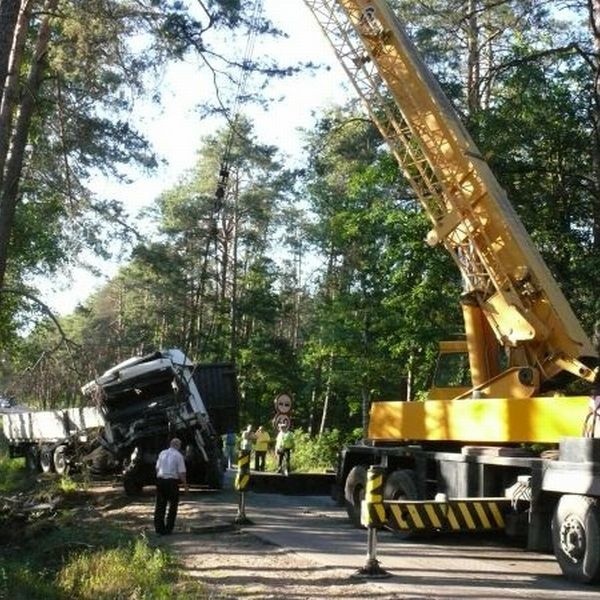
[384,469,423,539]
[344,465,368,528]
[552,494,600,583]
[383,469,418,501]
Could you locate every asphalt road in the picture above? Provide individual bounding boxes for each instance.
[195,473,600,600]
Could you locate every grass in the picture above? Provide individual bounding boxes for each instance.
[0,456,28,494]
[0,452,208,599]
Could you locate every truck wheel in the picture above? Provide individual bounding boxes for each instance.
[552,494,600,583]
[384,469,420,539]
[25,446,40,472]
[344,465,367,528]
[53,445,68,476]
[40,445,55,474]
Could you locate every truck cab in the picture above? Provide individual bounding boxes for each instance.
[83,349,239,495]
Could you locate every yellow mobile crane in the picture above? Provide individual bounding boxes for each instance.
[303,0,600,583]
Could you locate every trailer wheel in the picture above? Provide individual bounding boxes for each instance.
[25,446,40,472]
[344,465,368,528]
[53,445,68,476]
[40,445,55,474]
[552,494,600,583]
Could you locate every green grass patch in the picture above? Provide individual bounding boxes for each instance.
[0,455,28,494]
[57,537,178,599]
[1,484,208,599]
[1,535,204,599]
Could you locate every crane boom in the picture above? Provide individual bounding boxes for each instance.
[304,0,597,392]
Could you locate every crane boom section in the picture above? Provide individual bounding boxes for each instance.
[304,0,597,385]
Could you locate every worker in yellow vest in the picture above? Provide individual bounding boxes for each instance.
[275,422,294,475]
[253,425,270,471]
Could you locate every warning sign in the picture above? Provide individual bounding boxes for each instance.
[274,393,292,414]
[272,413,291,429]
[273,393,293,429]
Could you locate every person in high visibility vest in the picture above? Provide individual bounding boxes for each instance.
[275,422,294,473]
[253,425,270,471]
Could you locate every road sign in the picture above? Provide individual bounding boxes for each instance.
[274,393,292,414]
[272,413,291,429]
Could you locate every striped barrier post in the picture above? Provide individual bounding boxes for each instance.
[234,450,253,525]
[351,465,391,579]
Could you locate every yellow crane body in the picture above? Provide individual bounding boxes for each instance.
[368,396,590,444]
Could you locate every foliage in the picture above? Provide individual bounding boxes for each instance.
[0,0,289,337]
[2,1,600,443]
[0,493,206,600]
[289,428,363,473]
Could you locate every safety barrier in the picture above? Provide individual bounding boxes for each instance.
[354,465,514,579]
[352,465,391,579]
[386,497,510,533]
[234,450,253,525]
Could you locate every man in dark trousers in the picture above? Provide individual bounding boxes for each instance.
[154,437,188,535]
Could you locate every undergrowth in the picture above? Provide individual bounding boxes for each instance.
[0,450,207,599]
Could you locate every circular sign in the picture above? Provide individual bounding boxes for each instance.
[274,393,292,414]
[272,413,291,429]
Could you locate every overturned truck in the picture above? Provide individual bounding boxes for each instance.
[82,349,239,495]
[4,349,240,495]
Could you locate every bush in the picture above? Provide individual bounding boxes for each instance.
[279,427,364,473]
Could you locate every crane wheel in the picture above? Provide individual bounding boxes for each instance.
[552,494,600,583]
[344,465,367,528]
[384,469,427,539]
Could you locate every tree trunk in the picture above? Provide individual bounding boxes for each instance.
[318,352,334,435]
[0,0,56,294]
[361,387,370,439]
[589,0,600,251]
[0,0,33,190]
[466,0,481,113]
[0,1,22,101]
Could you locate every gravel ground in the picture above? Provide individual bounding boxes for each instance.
[98,484,401,600]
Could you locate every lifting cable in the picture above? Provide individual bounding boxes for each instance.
[184,0,264,359]
[214,0,264,208]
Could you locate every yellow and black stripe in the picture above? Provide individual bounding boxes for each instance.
[235,451,251,492]
[386,498,510,532]
[360,466,386,528]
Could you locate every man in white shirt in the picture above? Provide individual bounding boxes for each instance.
[154,437,188,535]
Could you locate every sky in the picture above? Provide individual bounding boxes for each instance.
[39,0,350,315]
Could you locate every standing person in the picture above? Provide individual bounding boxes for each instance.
[223,429,237,469]
[275,422,294,474]
[253,425,270,471]
[154,438,188,535]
